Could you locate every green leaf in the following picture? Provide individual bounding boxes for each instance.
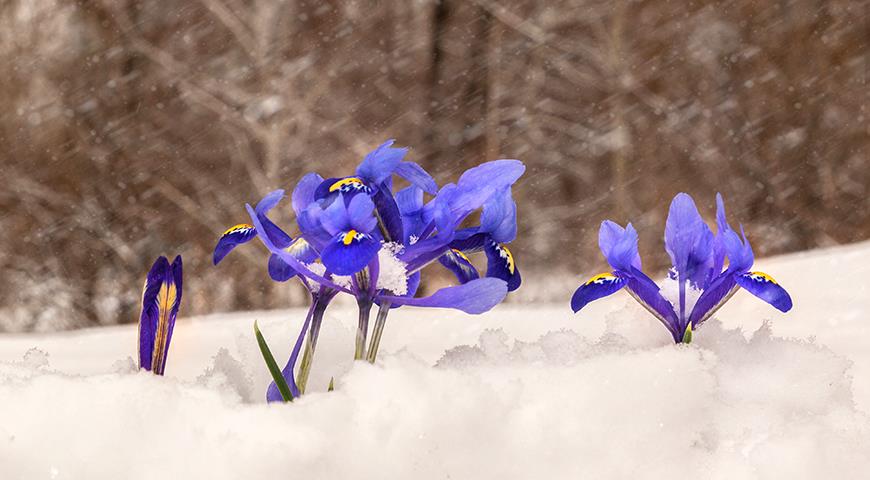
[328,376,335,392]
[682,323,693,344]
[254,320,294,403]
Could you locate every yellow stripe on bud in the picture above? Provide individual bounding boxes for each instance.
[342,230,358,246]
[329,177,365,192]
[152,280,177,372]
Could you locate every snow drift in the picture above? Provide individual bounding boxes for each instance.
[1,241,869,479]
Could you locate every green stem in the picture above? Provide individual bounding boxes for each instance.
[354,299,373,360]
[297,300,328,394]
[366,302,391,363]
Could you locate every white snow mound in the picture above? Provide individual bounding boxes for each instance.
[1,240,870,479]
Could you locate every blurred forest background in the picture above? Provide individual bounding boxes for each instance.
[0,0,867,331]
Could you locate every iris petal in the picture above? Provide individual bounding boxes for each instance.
[268,254,296,282]
[246,204,351,293]
[138,255,182,375]
[356,139,408,185]
[285,237,318,264]
[735,271,793,312]
[664,193,714,287]
[622,267,681,340]
[371,187,404,242]
[213,224,257,265]
[438,249,480,284]
[396,185,425,241]
[346,192,378,233]
[292,173,323,216]
[396,185,424,216]
[457,159,525,194]
[598,221,642,272]
[688,272,739,327]
[267,237,320,282]
[298,203,332,251]
[570,272,625,312]
[395,161,438,195]
[480,187,518,244]
[380,277,508,314]
[429,160,525,236]
[319,193,352,236]
[449,231,488,252]
[314,176,373,201]
[321,230,381,275]
[255,189,286,215]
[485,240,521,292]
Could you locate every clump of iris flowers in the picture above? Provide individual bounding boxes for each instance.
[138,255,183,375]
[571,193,792,343]
[215,140,524,401]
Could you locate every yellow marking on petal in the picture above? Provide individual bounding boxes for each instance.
[749,271,778,284]
[223,223,253,235]
[500,245,515,274]
[342,230,358,246]
[151,280,177,373]
[451,249,471,263]
[285,237,310,255]
[586,272,616,285]
[329,177,365,192]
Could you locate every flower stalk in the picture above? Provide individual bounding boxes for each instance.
[296,298,329,394]
[355,298,373,360]
[366,301,392,363]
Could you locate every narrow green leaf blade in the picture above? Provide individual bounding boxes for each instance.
[682,323,693,344]
[254,320,294,403]
[328,376,335,392]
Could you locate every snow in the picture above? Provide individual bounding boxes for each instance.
[376,242,408,295]
[658,274,703,315]
[1,241,869,479]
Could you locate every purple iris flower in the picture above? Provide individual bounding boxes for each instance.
[397,160,525,292]
[436,186,521,291]
[571,193,792,343]
[218,140,523,399]
[247,192,510,316]
[312,139,438,246]
[138,255,182,375]
[248,143,522,364]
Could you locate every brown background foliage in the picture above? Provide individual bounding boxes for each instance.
[0,0,867,331]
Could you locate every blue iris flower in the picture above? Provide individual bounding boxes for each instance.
[247,140,519,371]
[312,139,438,245]
[397,160,525,292]
[248,187,511,314]
[571,193,792,343]
[247,191,509,363]
[215,140,524,398]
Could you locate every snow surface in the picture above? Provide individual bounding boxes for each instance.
[1,241,869,479]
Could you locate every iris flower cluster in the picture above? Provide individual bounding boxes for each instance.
[571,193,792,343]
[214,140,524,401]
